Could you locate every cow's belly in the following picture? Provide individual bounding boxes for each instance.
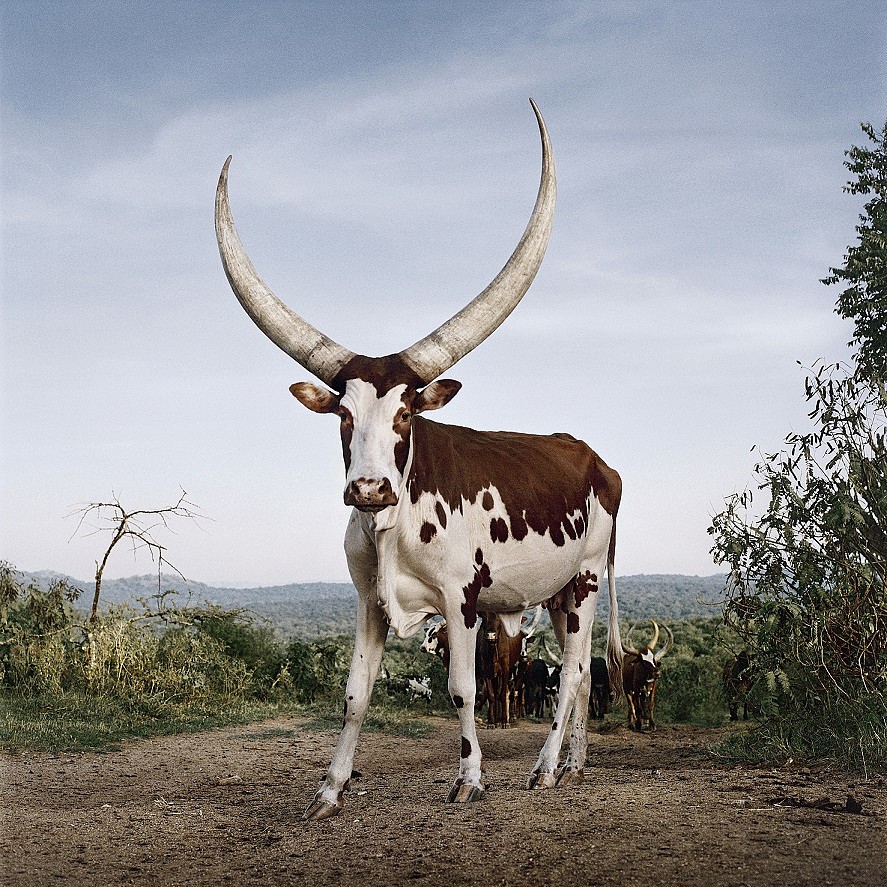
[382,493,611,635]
[474,536,586,611]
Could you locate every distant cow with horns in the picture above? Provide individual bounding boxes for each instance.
[622,621,673,732]
[215,100,623,820]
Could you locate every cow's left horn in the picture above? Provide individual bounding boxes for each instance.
[215,157,356,387]
[398,98,557,384]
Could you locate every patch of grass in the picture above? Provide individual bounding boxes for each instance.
[713,699,887,776]
[0,692,298,753]
[301,703,435,738]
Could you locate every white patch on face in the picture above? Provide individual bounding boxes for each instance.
[341,380,409,494]
[641,650,656,665]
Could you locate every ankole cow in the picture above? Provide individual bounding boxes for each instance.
[215,100,623,820]
[622,621,673,731]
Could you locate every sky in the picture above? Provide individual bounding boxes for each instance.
[1,1,885,586]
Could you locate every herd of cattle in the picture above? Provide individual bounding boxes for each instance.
[407,612,754,731]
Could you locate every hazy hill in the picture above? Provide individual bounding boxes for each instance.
[17,569,727,640]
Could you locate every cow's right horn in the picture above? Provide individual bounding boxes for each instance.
[215,157,356,387]
[648,621,660,652]
[622,622,639,655]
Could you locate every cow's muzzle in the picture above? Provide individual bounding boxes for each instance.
[344,477,398,511]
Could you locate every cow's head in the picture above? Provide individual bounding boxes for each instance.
[421,619,447,658]
[288,361,462,510]
[215,101,555,513]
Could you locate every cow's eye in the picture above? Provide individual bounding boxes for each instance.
[400,410,411,422]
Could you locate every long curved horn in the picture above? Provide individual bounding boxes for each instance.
[649,621,660,652]
[622,622,639,655]
[654,624,674,663]
[542,637,563,666]
[215,157,356,386]
[521,605,543,638]
[398,99,557,383]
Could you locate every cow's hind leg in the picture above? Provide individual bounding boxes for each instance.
[445,617,485,803]
[527,560,603,790]
[303,593,388,820]
[526,602,590,789]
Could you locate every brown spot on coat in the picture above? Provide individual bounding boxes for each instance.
[420,522,437,544]
[475,548,484,565]
[339,410,354,470]
[567,612,580,634]
[453,695,464,709]
[510,514,528,541]
[461,736,472,759]
[490,517,509,543]
[573,571,599,608]
[435,501,448,529]
[482,491,494,510]
[461,562,492,628]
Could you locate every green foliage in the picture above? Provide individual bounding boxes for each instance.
[709,121,887,774]
[0,564,82,694]
[194,611,288,696]
[823,121,887,383]
[653,618,743,726]
[285,636,351,704]
[0,564,331,749]
[717,696,887,773]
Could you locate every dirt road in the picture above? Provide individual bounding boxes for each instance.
[2,716,884,886]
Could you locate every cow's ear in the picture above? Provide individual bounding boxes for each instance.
[414,379,462,414]
[289,382,340,414]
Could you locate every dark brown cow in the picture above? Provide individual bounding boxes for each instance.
[588,655,611,719]
[421,619,451,670]
[523,656,551,717]
[723,650,753,721]
[622,621,672,731]
[217,100,624,819]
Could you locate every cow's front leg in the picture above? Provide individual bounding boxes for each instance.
[445,618,484,803]
[303,595,388,820]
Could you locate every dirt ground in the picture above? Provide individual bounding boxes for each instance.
[1,716,884,886]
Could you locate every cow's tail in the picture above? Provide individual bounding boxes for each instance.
[605,519,623,702]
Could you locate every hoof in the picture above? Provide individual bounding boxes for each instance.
[446,780,485,803]
[302,796,342,821]
[526,770,557,790]
[555,767,584,787]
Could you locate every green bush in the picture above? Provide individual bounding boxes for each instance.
[195,611,289,697]
[285,636,350,704]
